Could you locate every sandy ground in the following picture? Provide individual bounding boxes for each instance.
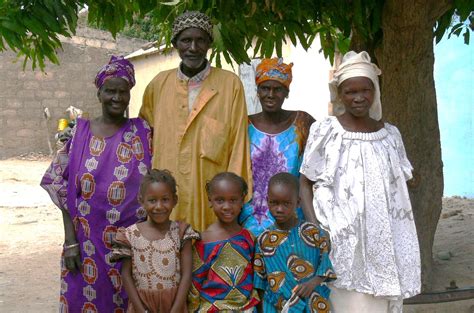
[0,157,472,312]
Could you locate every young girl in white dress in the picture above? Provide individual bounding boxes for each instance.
[299,51,421,313]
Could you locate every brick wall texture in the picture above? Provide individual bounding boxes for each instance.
[0,26,147,159]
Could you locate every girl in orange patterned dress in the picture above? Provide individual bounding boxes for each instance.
[112,169,199,313]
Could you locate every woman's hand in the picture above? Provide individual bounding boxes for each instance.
[61,209,81,273]
[63,243,81,273]
[299,174,318,224]
[294,276,324,298]
[170,240,193,313]
[122,258,148,313]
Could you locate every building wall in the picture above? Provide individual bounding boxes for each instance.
[128,50,181,117]
[0,27,146,159]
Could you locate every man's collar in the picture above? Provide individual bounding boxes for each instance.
[177,61,211,83]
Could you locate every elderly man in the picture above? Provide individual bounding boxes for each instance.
[139,11,252,231]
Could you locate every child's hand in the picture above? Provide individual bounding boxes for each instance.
[294,276,324,298]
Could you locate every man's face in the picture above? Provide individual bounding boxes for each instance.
[175,27,211,75]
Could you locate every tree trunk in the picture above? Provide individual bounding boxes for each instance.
[377,0,451,291]
[349,24,378,63]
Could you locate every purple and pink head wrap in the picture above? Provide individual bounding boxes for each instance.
[94,55,136,90]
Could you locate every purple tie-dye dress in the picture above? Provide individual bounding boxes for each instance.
[41,118,152,313]
[240,111,314,236]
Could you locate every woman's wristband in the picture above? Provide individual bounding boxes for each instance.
[63,243,79,250]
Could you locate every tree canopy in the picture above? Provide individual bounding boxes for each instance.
[0,0,471,69]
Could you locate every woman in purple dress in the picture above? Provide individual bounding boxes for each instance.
[41,56,152,313]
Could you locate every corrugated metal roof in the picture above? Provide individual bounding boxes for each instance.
[125,42,169,60]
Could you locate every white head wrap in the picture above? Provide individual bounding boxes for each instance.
[329,51,382,121]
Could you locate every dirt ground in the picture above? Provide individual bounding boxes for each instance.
[0,157,473,312]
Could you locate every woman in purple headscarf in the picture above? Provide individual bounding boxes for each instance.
[41,56,152,312]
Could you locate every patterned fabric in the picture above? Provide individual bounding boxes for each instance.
[255,58,293,89]
[111,221,199,312]
[188,229,260,312]
[240,111,313,236]
[300,116,421,299]
[40,117,152,312]
[177,61,211,111]
[254,221,336,312]
[172,11,213,42]
[94,55,136,89]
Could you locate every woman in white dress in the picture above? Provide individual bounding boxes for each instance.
[299,51,421,313]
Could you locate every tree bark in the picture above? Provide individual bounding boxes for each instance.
[377,0,451,291]
[349,24,378,63]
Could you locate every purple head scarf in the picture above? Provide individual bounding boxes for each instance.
[94,55,136,89]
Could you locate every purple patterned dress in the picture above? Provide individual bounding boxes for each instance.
[240,111,314,236]
[41,118,152,313]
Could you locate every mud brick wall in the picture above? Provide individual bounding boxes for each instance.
[0,27,146,159]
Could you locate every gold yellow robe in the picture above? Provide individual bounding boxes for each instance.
[140,67,252,231]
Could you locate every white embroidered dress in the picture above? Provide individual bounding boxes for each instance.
[300,116,421,299]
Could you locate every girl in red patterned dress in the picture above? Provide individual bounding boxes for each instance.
[188,172,260,312]
[112,169,199,313]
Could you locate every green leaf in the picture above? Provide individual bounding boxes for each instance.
[371,1,383,33]
[337,34,351,55]
[221,50,235,70]
[451,22,465,32]
[453,27,463,37]
[294,25,308,49]
[36,45,46,69]
[435,9,455,43]
[275,36,282,57]
[22,53,29,70]
[307,33,316,47]
[253,37,263,57]
[160,0,181,6]
[463,29,470,44]
[263,36,274,58]
[2,30,22,52]
[213,23,225,51]
[36,6,62,33]
[62,2,79,32]
[285,24,297,46]
[353,0,363,29]
[22,17,51,42]
[1,20,26,34]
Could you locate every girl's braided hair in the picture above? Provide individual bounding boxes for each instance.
[139,169,177,198]
[205,172,248,198]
